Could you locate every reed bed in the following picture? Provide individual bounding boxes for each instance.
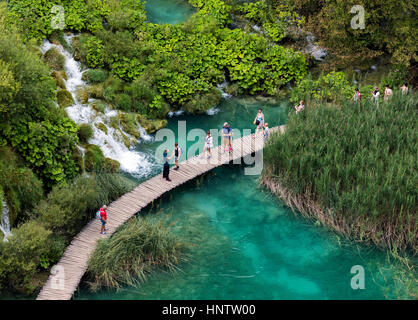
[262,92,417,254]
[86,216,185,291]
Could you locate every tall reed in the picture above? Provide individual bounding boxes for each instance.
[262,92,417,254]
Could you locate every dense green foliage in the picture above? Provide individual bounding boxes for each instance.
[59,0,307,116]
[0,173,136,293]
[0,148,43,226]
[279,0,417,70]
[263,93,417,253]
[87,216,185,291]
[0,4,80,187]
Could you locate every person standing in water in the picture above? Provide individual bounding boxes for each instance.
[171,143,182,170]
[400,83,409,95]
[384,85,393,101]
[294,100,305,114]
[254,109,265,134]
[99,205,108,235]
[352,88,362,104]
[372,87,380,106]
[202,131,213,159]
[162,149,172,181]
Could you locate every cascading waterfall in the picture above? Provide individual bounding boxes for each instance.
[40,36,156,177]
[1,201,11,242]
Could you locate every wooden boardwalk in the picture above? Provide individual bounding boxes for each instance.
[37,126,284,300]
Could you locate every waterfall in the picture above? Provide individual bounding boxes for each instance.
[305,33,327,61]
[1,201,11,242]
[40,36,158,178]
[217,80,232,99]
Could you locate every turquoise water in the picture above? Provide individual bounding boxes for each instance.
[145,0,195,24]
[76,97,403,300]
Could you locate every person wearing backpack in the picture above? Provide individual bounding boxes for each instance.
[171,142,182,171]
[99,205,108,235]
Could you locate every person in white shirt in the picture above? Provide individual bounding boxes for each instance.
[372,87,380,106]
[400,83,409,95]
[263,123,270,142]
[202,131,213,159]
[294,100,305,114]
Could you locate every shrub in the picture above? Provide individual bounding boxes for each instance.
[82,69,108,83]
[85,144,105,172]
[77,124,94,144]
[115,94,132,111]
[0,221,51,292]
[87,216,185,291]
[36,173,136,238]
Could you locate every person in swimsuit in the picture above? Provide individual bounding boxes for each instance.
[294,100,305,114]
[400,83,409,95]
[384,85,393,101]
[352,88,362,104]
[254,109,265,135]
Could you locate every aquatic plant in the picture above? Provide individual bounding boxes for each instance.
[262,92,418,254]
[87,216,185,291]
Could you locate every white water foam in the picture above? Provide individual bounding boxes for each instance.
[1,201,11,242]
[41,38,156,176]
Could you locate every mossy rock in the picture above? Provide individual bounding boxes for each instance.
[102,158,120,173]
[76,88,89,104]
[95,122,108,134]
[57,89,74,108]
[43,47,65,71]
[51,70,67,89]
[109,115,120,129]
[85,144,105,172]
[119,112,140,139]
[86,84,104,99]
[114,129,131,148]
[136,114,167,134]
[91,101,107,114]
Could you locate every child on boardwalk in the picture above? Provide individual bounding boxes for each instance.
[99,205,108,235]
[264,123,270,142]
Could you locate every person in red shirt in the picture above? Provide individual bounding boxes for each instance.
[100,205,108,235]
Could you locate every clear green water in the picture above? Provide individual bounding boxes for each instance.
[145,0,195,24]
[75,97,402,300]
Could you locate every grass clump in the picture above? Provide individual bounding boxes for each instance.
[262,92,418,254]
[77,124,93,144]
[57,89,74,108]
[87,216,185,291]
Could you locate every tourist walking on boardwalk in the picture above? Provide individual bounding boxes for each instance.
[222,122,232,153]
[202,131,213,159]
[384,85,393,101]
[352,88,362,104]
[171,142,182,170]
[400,83,409,95]
[162,149,172,181]
[294,100,305,114]
[372,87,380,105]
[254,109,265,134]
[99,205,108,235]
